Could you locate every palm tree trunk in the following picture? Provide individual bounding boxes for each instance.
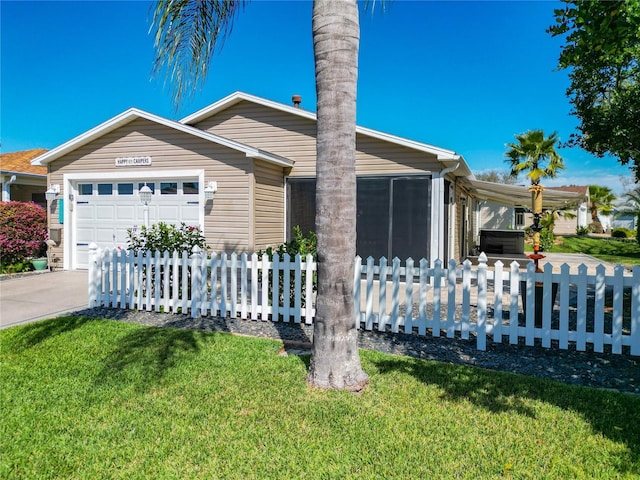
[591,206,603,233]
[307,0,369,391]
[531,185,543,252]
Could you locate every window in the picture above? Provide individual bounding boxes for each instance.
[287,176,432,260]
[515,208,525,227]
[117,183,134,195]
[287,179,316,239]
[356,178,390,259]
[183,181,199,195]
[160,182,177,195]
[138,182,155,194]
[78,184,93,196]
[97,183,113,195]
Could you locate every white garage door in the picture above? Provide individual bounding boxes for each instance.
[74,180,200,268]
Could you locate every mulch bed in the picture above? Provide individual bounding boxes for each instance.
[74,306,639,396]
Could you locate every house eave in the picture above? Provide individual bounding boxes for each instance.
[31,107,295,169]
[1,170,47,179]
[180,91,471,175]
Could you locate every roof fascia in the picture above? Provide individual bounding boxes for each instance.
[468,179,584,208]
[32,107,294,169]
[181,91,470,174]
[0,171,47,179]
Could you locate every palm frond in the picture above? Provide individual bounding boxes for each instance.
[504,130,564,185]
[151,0,245,107]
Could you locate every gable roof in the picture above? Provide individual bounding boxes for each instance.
[181,91,471,176]
[1,149,48,176]
[31,108,294,168]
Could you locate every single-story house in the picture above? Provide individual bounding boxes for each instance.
[32,92,582,270]
[1,149,48,206]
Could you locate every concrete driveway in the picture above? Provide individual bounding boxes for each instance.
[536,252,629,275]
[0,270,88,329]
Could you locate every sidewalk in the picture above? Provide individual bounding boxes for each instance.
[0,270,88,329]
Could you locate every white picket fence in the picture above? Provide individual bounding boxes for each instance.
[88,246,640,356]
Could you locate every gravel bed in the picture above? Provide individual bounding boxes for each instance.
[74,307,639,396]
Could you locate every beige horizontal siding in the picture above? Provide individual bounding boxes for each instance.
[194,100,441,178]
[253,160,285,251]
[47,118,253,265]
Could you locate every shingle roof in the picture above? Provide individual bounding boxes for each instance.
[0,149,48,176]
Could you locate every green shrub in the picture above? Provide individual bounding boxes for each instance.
[258,226,317,309]
[538,228,555,252]
[611,227,633,239]
[524,225,554,252]
[576,226,590,236]
[126,223,208,300]
[127,222,208,255]
[0,201,47,269]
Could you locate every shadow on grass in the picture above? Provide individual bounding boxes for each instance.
[95,325,209,392]
[4,315,94,352]
[370,355,640,476]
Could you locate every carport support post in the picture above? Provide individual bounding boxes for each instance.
[530,184,544,253]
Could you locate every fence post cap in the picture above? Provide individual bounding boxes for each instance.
[89,242,98,251]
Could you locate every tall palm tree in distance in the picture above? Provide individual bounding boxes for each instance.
[587,185,616,233]
[151,0,369,391]
[505,129,565,253]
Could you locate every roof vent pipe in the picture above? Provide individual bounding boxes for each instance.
[292,95,302,108]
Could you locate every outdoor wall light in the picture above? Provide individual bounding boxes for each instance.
[204,181,218,201]
[139,183,153,228]
[139,183,153,205]
[45,184,60,202]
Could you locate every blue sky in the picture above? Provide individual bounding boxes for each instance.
[1,0,633,195]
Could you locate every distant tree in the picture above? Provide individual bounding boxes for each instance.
[505,130,565,253]
[588,185,616,233]
[474,169,519,184]
[549,0,640,181]
[615,185,640,243]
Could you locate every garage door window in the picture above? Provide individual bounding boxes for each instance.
[78,184,93,196]
[183,181,199,194]
[138,182,155,194]
[117,183,134,195]
[98,184,113,195]
[161,182,178,195]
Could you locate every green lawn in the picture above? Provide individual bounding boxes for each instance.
[525,235,640,266]
[2,317,639,479]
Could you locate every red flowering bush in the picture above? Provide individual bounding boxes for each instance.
[0,201,47,267]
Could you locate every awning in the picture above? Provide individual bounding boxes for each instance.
[466,179,584,209]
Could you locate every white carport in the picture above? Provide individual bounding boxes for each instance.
[465,179,584,209]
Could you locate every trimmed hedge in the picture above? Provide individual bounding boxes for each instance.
[0,201,47,267]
